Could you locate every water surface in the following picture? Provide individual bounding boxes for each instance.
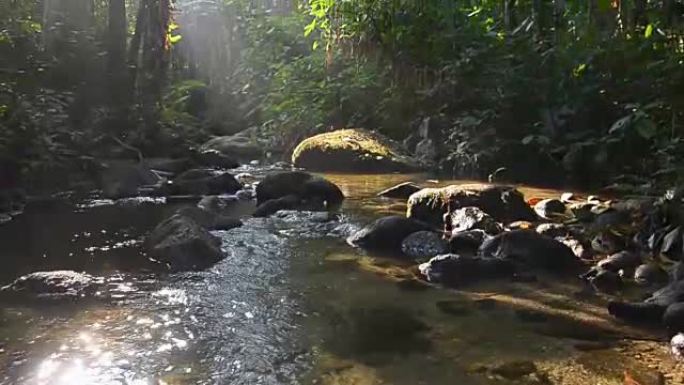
[0,172,680,385]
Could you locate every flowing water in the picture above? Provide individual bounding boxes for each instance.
[0,171,681,385]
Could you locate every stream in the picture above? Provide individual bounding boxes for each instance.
[0,170,680,385]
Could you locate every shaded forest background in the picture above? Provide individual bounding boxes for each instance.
[1,0,684,193]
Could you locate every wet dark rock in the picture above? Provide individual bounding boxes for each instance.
[407,184,537,227]
[448,230,488,255]
[347,216,434,254]
[253,195,301,218]
[671,333,684,360]
[584,251,642,278]
[672,262,684,282]
[589,270,622,293]
[449,206,503,235]
[192,149,240,169]
[479,230,580,272]
[572,341,615,351]
[400,231,449,260]
[255,171,344,211]
[660,226,683,261]
[491,361,538,380]
[159,169,242,196]
[592,208,632,230]
[534,199,566,219]
[377,182,422,199]
[536,223,569,238]
[435,300,471,316]
[634,263,669,286]
[100,161,162,199]
[418,254,515,287]
[0,271,102,299]
[145,213,224,271]
[591,231,627,254]
[664,302,684,334]
[291,129,420,173]
[568,202,596,222]
[608,280,684,324]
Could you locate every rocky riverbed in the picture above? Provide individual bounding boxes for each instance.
[0,167,682,385]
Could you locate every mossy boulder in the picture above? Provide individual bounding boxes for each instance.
[407,184,537,227]
[291,129,421,173]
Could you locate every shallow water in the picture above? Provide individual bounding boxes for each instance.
[0,172,681,385]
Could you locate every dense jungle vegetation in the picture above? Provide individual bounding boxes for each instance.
[1,0,684,192]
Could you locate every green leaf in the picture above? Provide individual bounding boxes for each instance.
[644,24,654,38]
[573,63,587,77]
[304,20,317,37]
[169,34,182,44]
[312,41,320,50]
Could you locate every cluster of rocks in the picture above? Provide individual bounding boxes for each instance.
[354,182,684,361]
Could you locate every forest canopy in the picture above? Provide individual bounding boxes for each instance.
[1,0,683,191]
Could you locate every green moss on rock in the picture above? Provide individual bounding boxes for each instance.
[291,129,420,173]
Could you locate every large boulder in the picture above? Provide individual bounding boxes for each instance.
[255,171,344,215]
[407,184,537,227]
[347,216,434,254]
[200,130,263,161]
[1,271,102,300]
[291,129,420,173]
[145,214,224,271]
[479,230,580,272]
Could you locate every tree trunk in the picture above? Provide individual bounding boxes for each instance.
[107,0,128,112]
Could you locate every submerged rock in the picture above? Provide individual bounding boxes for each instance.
[145,214,224,271]
[346,216,433,254]
[407,184,537,227]
[479,230,580,272]
[449,206,503,235]
[418,254,515,287]
[400,231,449,260]
[377,182,422,199]
[291,128,420,173]
[255,171,344,215]
[1,271,102,299]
